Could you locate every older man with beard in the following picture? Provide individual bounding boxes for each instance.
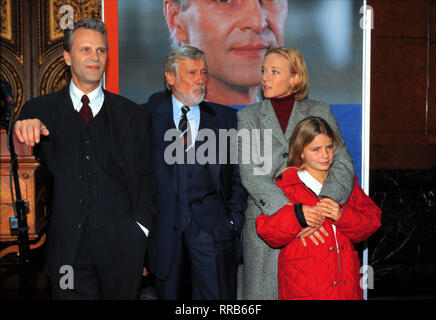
[144,46,247,300]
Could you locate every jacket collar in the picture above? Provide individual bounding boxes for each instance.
[259,99,288,149]
[276,167,303,187]
[102,89,131,158]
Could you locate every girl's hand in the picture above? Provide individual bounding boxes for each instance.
[298,226,329,246]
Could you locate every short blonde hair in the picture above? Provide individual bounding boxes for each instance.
[265,47,309,100]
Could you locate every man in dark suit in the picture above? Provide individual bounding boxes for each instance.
[144,46,246,299]
[13,19,156,299]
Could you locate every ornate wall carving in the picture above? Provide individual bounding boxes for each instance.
[39,55,71,96]
[0,0,23,63]
[38,0,101,65]
[0,0,24,110]
[37,0,101,95]
[0,56,24,110]
[0,0,102,110]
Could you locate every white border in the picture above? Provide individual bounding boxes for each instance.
[361,0,372,300]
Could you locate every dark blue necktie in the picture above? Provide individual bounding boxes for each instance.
[178,106,191,151]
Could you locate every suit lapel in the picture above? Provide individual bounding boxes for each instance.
[155,97,178,193]
[48,87,81,143]
[284,100,306,141]
[259,99,288,149]
[103,90,131,159]
[199,102,221,191]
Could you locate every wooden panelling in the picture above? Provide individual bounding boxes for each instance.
[429,0,436,147]
[431,1,436,42]
[36,0,102,97]
[0,0,26,110]
[371,38,427,133]
[429,44,436,140]
[370,145,435,169]
[369,0,435,169]
[429,2,436,148]
[371,0,429,38]
[371,132,429,146]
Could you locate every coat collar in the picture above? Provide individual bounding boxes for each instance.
[199,101,221,193]
[102,89,131,158]
[48,86,81,143]
[259,99,287,148]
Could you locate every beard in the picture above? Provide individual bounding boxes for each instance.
[174,86,206,106]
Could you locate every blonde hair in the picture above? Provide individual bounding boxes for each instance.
[287,116,338,168]
[264,47,309,100]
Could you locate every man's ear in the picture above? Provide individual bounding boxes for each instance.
[63,50,72,67]
[163,0,189,44]
[165,71,176,87]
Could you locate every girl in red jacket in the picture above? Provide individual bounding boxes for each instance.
[256,116,381,300]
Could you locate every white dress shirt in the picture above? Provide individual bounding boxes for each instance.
[172,94,200,146]
[69,80,104,116]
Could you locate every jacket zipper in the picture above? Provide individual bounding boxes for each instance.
[301,181,342,274]
[332,225,341,274]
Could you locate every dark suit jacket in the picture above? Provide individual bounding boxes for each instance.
[18,86,156,276]
[143,96,247,281]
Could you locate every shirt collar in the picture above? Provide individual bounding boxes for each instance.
[297,170,323,196]
[171,94,199,118]
[69,80,104,114]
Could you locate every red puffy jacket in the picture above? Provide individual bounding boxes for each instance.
[256,168,381,300]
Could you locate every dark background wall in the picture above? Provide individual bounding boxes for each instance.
[369,0,436,170]
[367,0,436,299]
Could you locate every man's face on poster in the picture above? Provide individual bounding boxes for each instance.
[165,0,288,91]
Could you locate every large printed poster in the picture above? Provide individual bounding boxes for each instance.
[112,0,364,179]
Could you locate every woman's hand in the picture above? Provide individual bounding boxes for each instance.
[317,198,342,221]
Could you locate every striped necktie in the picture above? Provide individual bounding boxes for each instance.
[178,105,191,151]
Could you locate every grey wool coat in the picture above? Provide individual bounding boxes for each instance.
[236,98,355,300]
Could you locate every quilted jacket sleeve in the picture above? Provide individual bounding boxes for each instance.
[255,204,303,248]
[333,177,382,243]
